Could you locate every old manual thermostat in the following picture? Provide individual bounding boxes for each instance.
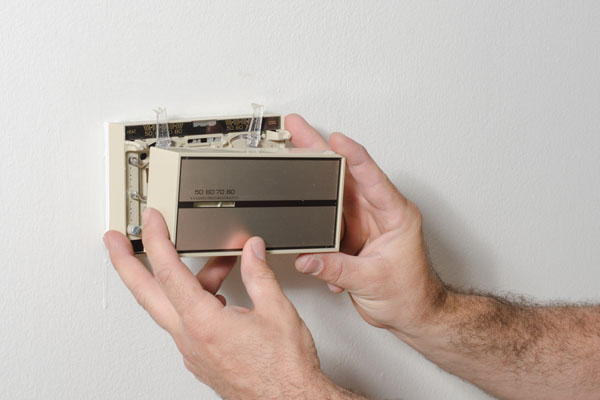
[106,106,345,256]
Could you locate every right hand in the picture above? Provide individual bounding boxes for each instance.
[288,114,446,338]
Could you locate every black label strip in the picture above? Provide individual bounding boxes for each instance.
[125,116,281,141]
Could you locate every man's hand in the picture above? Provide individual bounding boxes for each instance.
[289,114,600,400]
[104,208,362,400]
[289,114,446,339]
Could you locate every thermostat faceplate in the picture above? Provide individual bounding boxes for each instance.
[106,114,345,257]
[148,147,345,256]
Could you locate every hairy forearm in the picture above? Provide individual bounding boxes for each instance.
[259,371,367,400]
[327,385,368,400]
[299,374,366,400]
[397,291,600,399]
[220,366,367,400]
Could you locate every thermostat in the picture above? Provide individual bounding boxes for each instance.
[106,108,345,256]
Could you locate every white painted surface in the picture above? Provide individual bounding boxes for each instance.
[1,1,599,399]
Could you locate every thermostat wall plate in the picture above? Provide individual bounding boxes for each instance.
[106,113,345,257]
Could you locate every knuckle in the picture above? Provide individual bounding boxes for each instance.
[182,357,194,372]
[179,310,197,329]
[254,268,277,282]
[155,268,172,286]
[356,142,368,155]
[408,202,424,232]
[278,298,297,315]
[181,352,202,377]
[318,256,343,285]
[330,258,345,285]
[181,313,212,341]
[391,200,423,232]
[410,202,423,224]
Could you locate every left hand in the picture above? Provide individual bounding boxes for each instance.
[104,208,344,399]
[287,115,444,339]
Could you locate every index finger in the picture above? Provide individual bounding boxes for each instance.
[196,256,237,294]
[329,132,407,214]
[142,208,222,320]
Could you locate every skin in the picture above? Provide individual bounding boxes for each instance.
[104,208,363,399]
[105,114,600,399]
[290,114,600,399]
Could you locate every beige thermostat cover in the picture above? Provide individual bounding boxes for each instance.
[106,114,345,257]
[147,146,345,257]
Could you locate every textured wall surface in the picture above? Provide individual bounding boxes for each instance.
[1,1,599,399]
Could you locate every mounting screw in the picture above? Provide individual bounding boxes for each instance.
[128,225,142,236]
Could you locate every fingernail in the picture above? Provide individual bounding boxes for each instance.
[300,256,323,275]
[251,238,266,260]
[142,208,151,225]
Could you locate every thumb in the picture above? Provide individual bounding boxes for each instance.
[240,237,288,311]
[295,252,367,291]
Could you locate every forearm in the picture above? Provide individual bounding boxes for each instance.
[326,385,368,400]
[313,373,367,400]
[396,291,600,399]
[244,370,366,400]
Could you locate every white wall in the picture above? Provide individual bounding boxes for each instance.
[1,1,599,399]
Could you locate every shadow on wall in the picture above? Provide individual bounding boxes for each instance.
[391,172,499,291]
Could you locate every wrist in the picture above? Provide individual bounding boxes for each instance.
[304,370,365,400]
[221,365,338,400]
[305,371,345,399]
[389,277,451,341]
[390,290,465,362]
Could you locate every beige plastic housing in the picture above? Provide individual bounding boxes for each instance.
[107,114,290,252]
[147,147,345,257]
[106,113,345,257]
